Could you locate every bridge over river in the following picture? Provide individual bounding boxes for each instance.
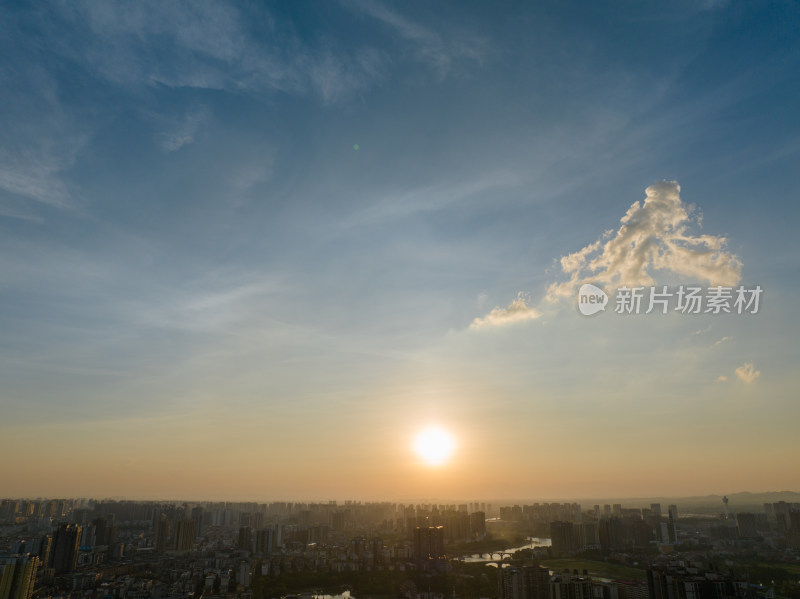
[457,537,551,563]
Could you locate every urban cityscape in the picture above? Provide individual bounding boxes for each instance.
[2,494,800,599]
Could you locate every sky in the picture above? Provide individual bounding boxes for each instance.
[1,0,799,502]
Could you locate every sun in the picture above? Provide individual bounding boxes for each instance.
[413,426,456,466]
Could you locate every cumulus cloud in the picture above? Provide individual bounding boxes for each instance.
[471,180,743,328]
[546,181,742,301]
[716,375,728,383]
[735,362,760,383]
[470,293,539,329]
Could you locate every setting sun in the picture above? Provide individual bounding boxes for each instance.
[413,426,456,466]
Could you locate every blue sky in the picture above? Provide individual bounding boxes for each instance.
[1,0,799,500]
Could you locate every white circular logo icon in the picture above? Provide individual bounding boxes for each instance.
[578,283,608,316]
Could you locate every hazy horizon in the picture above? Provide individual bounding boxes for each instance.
[5,491,800,509]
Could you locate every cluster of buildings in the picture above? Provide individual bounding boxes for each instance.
[1,497,799,599]
[499,564,649,599]
[548,504,680,555]
[0,498,492,599]
[544,501,800,557]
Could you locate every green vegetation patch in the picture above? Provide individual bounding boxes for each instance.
[540,559,647,581]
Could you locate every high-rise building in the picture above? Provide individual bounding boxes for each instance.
[0,554,39,599]
[578,521,599,550]
[599,517,625,551]
[648,563,750,599]
[190,506,205,537]
[238,527,252,551]
[237,561,251,587]
[173,519,196,552]
[413,526,445,570]
[771,501,799,536]
[93,517,115,546]
[254,528,273,554]
[155,516,169,553]
[550,521,577,555]
[736,513,758,539]
[28,535,51,568]
[0,560,11,599]
[469,511,486,538]
[499,565,549,599]
[667,505,679,544]
[788,511,800,549]
[50,524,81,574]
[550,571,593,599]
[80,524,95,547]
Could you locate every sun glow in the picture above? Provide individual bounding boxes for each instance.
[413,426,456,466]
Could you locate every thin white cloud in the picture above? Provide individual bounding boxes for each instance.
[159,106,210,152]
[470,293,539,329]
[713,336,732,346]
[304,45,387,105]
[0,205,44,223]
[735,362,760,384]
[230,160,274,194]
[0,134,85,210]
[547,181,742,301]
[0,163,67,208]
[716,375,728,383]
[135,278,287,334]
[54,1,386,105]
[0,64,86,211]
[341,170,521,228]
[342,0,486,75]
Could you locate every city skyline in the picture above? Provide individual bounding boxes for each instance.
[4,494,800,510]
[4,494,799,599]
[1,2,799,500]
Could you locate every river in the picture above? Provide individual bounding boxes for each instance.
[459,537,552,563]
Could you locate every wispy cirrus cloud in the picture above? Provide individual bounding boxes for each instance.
[470,293,539,329]
[0,150,75,209]
[0,205,44,224]
[134,278,286,334]
[341,170,521,229]
[158,106,211,152]
[50,0,387,105]
[341,0,486,75]
[0,65,86,212]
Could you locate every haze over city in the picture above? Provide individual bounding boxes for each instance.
[1,0,799,503]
